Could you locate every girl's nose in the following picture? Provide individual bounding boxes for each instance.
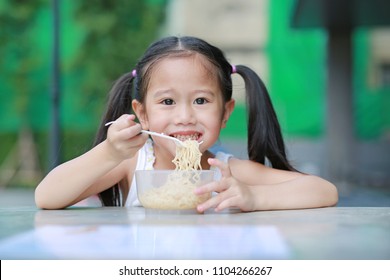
[174,104,196,125]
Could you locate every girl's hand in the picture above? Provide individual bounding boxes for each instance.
[195,158,255,212]
[106,114,148,161]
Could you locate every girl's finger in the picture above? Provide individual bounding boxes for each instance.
[115,123,143,140]
[208,158,232,178]
[215,196,237,212]
[197,188,233,212]
[194,181,227,195]
[197,193,224,212]
[109,114,136,130]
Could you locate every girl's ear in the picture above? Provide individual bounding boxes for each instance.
[222,99,235,128]
[132,100,149,129]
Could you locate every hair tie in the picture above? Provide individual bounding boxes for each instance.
[231,65,237,74]
[131,69,137,78]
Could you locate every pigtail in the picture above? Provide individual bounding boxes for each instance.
[235,65,297,171]
[93,72,136,206]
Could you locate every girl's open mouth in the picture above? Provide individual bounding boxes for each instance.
[171,133,201,142]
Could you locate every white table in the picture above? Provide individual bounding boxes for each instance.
[0,206,389,259]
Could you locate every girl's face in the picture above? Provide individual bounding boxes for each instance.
[133,54,234,167]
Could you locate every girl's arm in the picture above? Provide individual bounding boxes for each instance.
[196,158,338,212]
[35,141,125,209]
[35,115,148,209]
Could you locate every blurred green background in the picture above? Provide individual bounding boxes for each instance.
[0,0,167,186]
[0,0,389,188]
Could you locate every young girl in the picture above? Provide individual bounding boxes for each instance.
[35,36,338,211]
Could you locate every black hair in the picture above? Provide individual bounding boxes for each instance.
[93,36,297,206]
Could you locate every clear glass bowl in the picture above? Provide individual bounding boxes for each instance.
[135,170,215,210]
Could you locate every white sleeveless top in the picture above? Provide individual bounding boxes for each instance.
[125,139,233,207]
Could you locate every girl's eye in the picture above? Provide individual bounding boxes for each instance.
[162,99,174,105]
[194,98,207,105]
